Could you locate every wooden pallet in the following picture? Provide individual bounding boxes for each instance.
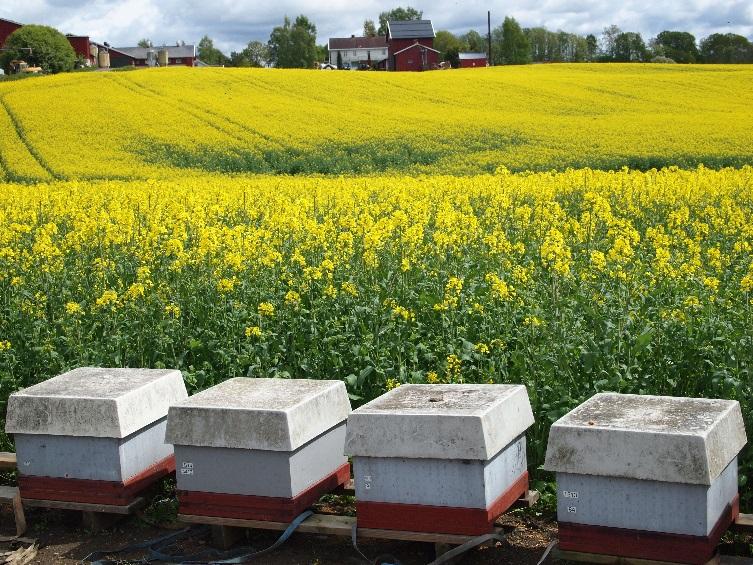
[179,489,536,558]
[733,513,753,533]
[23,497,146,533]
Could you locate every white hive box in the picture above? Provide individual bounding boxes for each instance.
[165,377,351,522]
[344,384,534,535]
[544,393,747,564]
[6,367,187,506]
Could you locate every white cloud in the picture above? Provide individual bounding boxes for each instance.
[1,0,751,52]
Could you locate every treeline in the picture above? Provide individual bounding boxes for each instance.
[437,17,753,65]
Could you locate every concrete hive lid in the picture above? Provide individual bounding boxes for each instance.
[543,393,747,485]
[343,384,534,460]
[165,378,352,451]
[5,367,188,439]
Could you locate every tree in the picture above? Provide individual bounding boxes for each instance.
[654,31,699,63]
[435,30,466,67]
[600,25,622,60]
[496,17,531,65]
[1,25,75,74]
[336,50,343,69]
[197,35,228,66]
[614,32,647,62]
[268,15,318,68]
[377,7,423,36]
[462,30,485,53]
[585,34,599,61]
[363,19,377,38]
[137,38,153,48]
[699,33,753,63]
[230,40,269,68]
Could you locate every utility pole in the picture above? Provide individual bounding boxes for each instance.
[487,11,492,65]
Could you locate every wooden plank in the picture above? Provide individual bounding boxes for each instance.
[553,546,720,565]
[22,497,146,515]
[177,512,506,545]
[0,486,20,503]
[0,453,17,472]
[733,513,753,533]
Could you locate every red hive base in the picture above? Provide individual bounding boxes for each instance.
[177,462,350,523]
[356,471,529,536]
[18,455,176,506]
[559,494,739,565]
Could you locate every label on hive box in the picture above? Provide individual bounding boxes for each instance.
[563,490,578,499]
[364,475,372,490]
[181,462,194,476]
[567,505,577,514]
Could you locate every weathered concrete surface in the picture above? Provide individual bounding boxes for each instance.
[344,384,534,460]
[353,434,527,508]
[5,368,187,438]
[14,417,172,482]
[165,378,351,451]
[555,458,738,536]
[173,422,348,498]
[544,393,747,485]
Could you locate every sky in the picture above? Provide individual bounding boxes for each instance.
[2,0,752,53]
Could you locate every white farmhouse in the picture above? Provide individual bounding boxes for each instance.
[328,35,388,69]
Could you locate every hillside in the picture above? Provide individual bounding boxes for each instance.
[1,64,752,181]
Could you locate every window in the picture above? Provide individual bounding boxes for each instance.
[175,58,182,64]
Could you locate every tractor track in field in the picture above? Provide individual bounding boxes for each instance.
[0,95,63,181]
[108,73,279,150]
[125,74,285,149]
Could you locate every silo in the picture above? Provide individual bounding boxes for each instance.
[158,49,169,67]
[98,49,110,69]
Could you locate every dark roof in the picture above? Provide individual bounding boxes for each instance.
[387,20,435,39]
[459,52,487,60]
[0,17,24,27]
[329,36,387,50]
[114,45,196,59]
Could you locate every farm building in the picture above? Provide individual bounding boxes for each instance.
[0,17,22,47]
[328,35,388,69]
[459,52,488,68]
[386,19,439,71]
[111,45,197,68]
[1,18,110,68]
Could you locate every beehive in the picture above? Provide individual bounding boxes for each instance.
[544,393,747,564]
[344,384,534,535]
[165,378,351,522]
[6,367,187,505]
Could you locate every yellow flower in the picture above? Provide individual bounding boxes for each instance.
[95,290,118,309]
[386,378,401,391]
[524,316,543,327]
[258,302,275,316]
[0,340,11,351]
[475,342,490,354]
[245,325,262,338]
[285,290,301,306]
[426,371,439,384]
[65,301,83,315]
[391,305,414,322]
[217,277,237,294]
[446,354,462,382]
[341,282,358,297]
[164,303,181,318]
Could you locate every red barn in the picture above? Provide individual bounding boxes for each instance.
[386,19,439,71]
[0,17,23,47]
[459,52,488,68]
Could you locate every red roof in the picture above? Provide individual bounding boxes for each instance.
[328,36,387,50]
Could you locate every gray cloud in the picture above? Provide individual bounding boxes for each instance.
[2,0,752,53]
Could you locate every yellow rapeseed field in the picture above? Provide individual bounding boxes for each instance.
[0,64,752,181]
[1,66,752,495]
